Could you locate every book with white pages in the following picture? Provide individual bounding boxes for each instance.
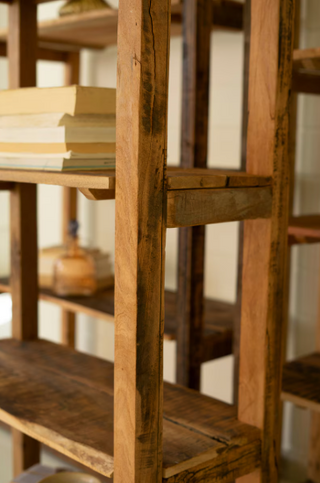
[0,151,115,171]
[0,126,116,143]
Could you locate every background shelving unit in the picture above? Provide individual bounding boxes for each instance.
[0,0,296,481]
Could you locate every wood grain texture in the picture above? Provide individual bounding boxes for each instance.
[176,0,211,390]
[167,186,272,228]
[8,0,40,474]
[0,339,261,481]
[114,0,170,480]
[237,1,294,482]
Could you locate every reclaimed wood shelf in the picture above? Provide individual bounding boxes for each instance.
[288,215,320,244]
[0,1,243,55]
[282,353,320,413]
[0,278,234,362]
[0,338,261,480]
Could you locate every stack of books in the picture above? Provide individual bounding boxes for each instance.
[0,86,116,171]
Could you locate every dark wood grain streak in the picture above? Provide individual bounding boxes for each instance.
[176,0,211,390]
[8,0,40,475]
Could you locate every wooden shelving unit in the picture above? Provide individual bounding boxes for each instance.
[0,0,296,481]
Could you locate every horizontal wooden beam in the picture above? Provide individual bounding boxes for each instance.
[166,186,272,228]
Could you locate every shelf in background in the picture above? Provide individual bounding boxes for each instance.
[292,48,320,94]
[0,338,261,480]
[282,353,320,413]
[0,1,243,55]
[0,278,234,363]
[288,215,320,244]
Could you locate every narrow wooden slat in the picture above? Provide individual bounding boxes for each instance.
[167,186,272,228]
[233,0,251,407]
[8,0,40,474]
[292,72,320,95]
[0,41,68,62]
[79,188,116,200]
[61,51,80,350]
[293,47,320,72]
[237,1,294,482]
[176,0,211,390]
[308,238,320,482]
[114,0,170,480]
[0,169,116,190]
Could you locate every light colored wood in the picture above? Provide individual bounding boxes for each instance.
[114,0,170,478]
[8,0,40,475]
[237,1,294,483]
[0,169,115,189]
[166,186,272,228]
[0,339,261,481]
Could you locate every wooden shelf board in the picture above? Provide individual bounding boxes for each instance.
[0,167,271,193]
[288,215,320,244]
[293,47,320,73]
[282,352,320,412]
[0,339,261,480]
[0,1,243,54]
[0,278,234,361]
[292,48,320,94]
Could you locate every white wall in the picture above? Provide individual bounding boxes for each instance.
[0,0,319,478]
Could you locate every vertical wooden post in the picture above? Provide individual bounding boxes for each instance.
[114,0,170,481]
[233,0,251,405]
[8,0,40,474]
[176,0,212,390]
[237,1,295,482]
[61,51,80,349]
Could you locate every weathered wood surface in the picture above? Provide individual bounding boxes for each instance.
[288,215,320,244]
[8,0,40,474]
[176,0,211,390]
[167,186,272,228]
[115,0,170,480]
[0,339,261,480]
[237,1,294,482]
[282,353,320,412]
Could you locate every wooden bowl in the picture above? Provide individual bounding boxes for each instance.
[41,473,101,483]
